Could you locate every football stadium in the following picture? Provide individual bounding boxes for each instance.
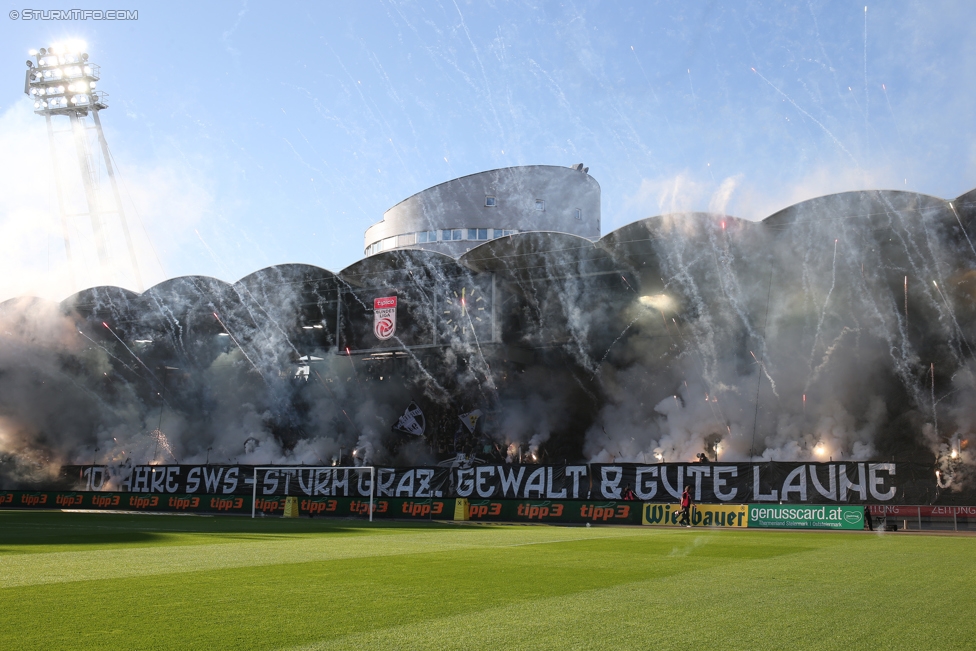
[3,161,975,650]
[3,20,976,651]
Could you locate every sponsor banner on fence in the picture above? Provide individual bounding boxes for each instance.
[0,490,453,519]
[8,490,972,528]
[748,504,864,529]
[0,490,253,513]
[57,462,951,504]
[463,499,641,524]
[868,504,976,518]
[642,503,748,527]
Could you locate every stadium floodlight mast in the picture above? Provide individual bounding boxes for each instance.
[251,466,376,522]
[24,41,143,290]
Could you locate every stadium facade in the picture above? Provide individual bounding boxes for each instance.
[1,165,975,495]
[363,164,600,257]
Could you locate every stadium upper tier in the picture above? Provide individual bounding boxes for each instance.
[363,164,601,257]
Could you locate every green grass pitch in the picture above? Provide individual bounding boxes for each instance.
[1,511,973,650]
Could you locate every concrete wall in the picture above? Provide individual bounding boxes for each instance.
[364,165,601,257]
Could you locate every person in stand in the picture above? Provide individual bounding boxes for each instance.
[864,504,874,531]
[622,485,637,501]
[678,486,693,527]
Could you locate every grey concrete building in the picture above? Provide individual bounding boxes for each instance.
[364,164,601,257]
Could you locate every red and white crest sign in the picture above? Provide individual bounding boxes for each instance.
[373,296,397,340]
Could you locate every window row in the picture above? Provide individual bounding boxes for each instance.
[484,196,582,220]
[365,228,520,256]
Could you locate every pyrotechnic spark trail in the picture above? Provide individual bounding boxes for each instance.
[948,202,976,261]
[76,329,138,377]
[810,239,839,363]
[750,267,777,456]
[212,312,267,384]
[463,304,497,392]
[594,315,641,371]
[101,322,162,388]
[863,6,869,155]
[931,362,937,442]
[848,86,863,114]
[342,347,365,392]
[150,429,180,464]
[313,370,361,433]
[931,281,975,358]
[194,229,231,278]
[751,67,857,165]
[881,83,904,146]
[629,45,674,137]
[904,276,908,320]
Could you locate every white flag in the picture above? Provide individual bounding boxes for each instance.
[393,401,425,436]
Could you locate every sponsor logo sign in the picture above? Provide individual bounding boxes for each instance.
[373,296,397,340]
[749,504,864,529]
[642,503,748,527]
[462,499,639,524]
[868,504,976,517]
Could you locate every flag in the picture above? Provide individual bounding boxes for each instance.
[393,401,425,436]
[458,409,482,434]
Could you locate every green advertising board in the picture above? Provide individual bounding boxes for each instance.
[748,504,864,529]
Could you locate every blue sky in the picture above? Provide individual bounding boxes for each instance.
[1,1,974,301]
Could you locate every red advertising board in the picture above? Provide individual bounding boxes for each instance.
[868,504,976,517]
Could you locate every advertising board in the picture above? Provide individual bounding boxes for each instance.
[642,503,748,527]
[748,504,864,529]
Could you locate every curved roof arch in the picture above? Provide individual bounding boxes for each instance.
[597,212,757,265]
[134,275,241,333]
[383,164,601,214]
[459,231,610,281]
[340,248,463,287]
[952,187,976,242]
[61,285,142,305]
[761,189,949,229]
[235,263,338,289]
[953,186,976,207]
[600,212,751,246]
[140,274,235,300]
[235,264,340,306]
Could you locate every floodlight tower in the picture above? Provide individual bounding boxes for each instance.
[24,42,143,290]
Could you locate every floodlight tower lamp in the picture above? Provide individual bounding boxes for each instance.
[23,43,143,291]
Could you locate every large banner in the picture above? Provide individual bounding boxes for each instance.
[57,461,947,504]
